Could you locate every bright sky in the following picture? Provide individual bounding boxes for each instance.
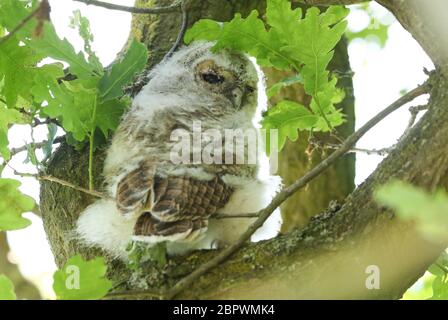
[4,0,433,299]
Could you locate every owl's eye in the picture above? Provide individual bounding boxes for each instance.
[245,85,255,93]
[201,72,225,84]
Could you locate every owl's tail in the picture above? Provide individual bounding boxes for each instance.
[76,199,137,259]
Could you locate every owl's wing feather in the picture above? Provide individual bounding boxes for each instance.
[116,162,155,213]
[134,213,207,242]
[134,175,234,241]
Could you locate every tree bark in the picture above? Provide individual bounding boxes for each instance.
[39,0,448,299]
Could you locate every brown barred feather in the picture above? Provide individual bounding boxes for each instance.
[131,175,233,240]
[116,162,234,240]
[116,162,155,213]
[134,213,194,238]
[151,176,233,222]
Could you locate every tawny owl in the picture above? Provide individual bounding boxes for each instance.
[76,41,281,259]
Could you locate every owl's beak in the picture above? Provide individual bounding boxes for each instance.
[228,87,244,109]
[226,83,256,109]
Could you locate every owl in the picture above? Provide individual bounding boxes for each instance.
[76,41,281,259]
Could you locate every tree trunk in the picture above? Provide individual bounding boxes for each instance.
[39,0,448,299]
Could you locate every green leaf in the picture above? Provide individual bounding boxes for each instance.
[266,0,302,42]
[430,276,448,300]
[0,0,37,37]
[25,143,39,166]
[375,181,448,240]
[29,23,98,78]
[428,264,446,277]
[186,0,349,151]
[30,63,65,104]
[0,1,96,78]
[186,10,294,70]
[0,105,27,159]
[53,255,112,300]
[283,6,348,96]
[95,98,129,138]
[42,123,58,160]
[309,76,345,131]
[98,39,147,102]
[70,10,102,69]
[0,37,45,106]
[0,275,16,300]
[267,74,303,98]
[43,79,97,142]
[262,100,318,153]
[0,178,34,231]
[184,19,223,44]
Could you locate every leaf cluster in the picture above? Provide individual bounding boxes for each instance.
[185,0,349,152]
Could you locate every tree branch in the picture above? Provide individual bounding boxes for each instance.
[72,0,181,14]
[294,0,371,6]
[12,169,106,199]
[162,0,189,59]
[212,213,259,219]
[376,0,448,72]
[8,136,65,158]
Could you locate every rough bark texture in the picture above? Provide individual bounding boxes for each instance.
[39,0,448,299]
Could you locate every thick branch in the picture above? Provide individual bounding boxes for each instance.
[295,0,370,6]
[377,0,448,72]
[73,0,181,14]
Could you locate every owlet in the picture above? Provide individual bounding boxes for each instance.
[76,41,281,259]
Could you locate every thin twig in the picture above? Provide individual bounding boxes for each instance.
[33,117,60,127]
[296,0,371,5]
[403,104,428,137]
[40,175,105,199]
[322,143,391,156]
[159,83,429,299]
[350,146,390,156]
[73,0,182,14]
[163,0,189,59]
[8,136,65,158]
[88,96,98,191]
[212,213,259,219]
[12,169,106,199]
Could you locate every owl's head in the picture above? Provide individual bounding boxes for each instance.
[143,41,261,112]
